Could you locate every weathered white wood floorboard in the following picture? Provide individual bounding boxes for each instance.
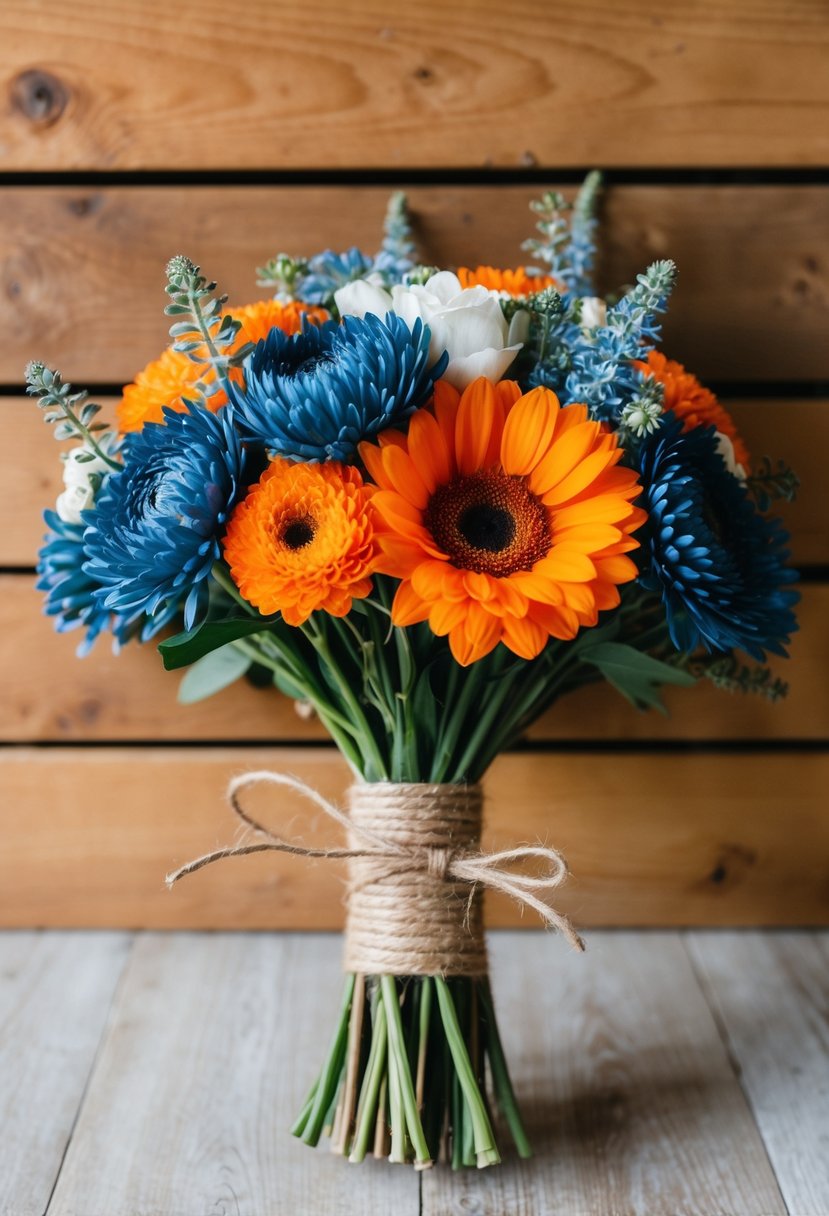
[688,930,829,1216]
[422,931,787,1216]
[46,933,419,1216]
[0,931,131,1216]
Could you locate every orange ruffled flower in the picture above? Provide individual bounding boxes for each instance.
[456,266,559,297]
[636,350,750,472]
[361,378,646,666]
[117,299,328,433]
[223,459,377,626]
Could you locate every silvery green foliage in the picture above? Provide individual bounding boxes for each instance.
[523,170,602,295]
[746,456,800,511]
[25,362,120,469]
[164,256,246,399]
[695,654,790,702]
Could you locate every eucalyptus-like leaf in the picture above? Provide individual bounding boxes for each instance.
[177,643,252,704]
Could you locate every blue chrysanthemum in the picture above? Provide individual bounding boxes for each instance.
[638,414,799,659]
[37,509,143,655]
[297,247,374,305]
[231,313,447,462]
[84,404,249,633]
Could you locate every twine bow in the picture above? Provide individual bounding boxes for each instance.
[166,770,585,953]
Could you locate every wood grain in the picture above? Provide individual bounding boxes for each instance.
[687,931,829,1216]
[3,575,826,744]
[0,931,131,1216]
[47,933,419,1216]
[2,185,827,384]
[8,396,827,568]
[2,1,827,169]
[0,748,826,929]
[423,931,786,1215]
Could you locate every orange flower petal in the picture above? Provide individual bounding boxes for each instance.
[392,580,431,626]
[500,386,560,476]
[380,444,431,510]
[406,409,452,491]
[528,420,603,496]
[501,613,549,660]
[455,378,498,476]
[539,447,622,506]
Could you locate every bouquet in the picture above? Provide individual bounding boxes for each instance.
[28,175,799,1169]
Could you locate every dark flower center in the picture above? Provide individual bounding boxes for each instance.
[425,471,551,577]
[281,515,315,550]
[290,354,335,377]
[457,504,516,553]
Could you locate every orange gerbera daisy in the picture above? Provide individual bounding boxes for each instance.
[457,266,559,297]
[636,350,750,472]
[223,459,377,625]
[360,378,646,666]
[117,299,328,433]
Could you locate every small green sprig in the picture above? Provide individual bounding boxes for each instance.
[745,456,799,511]
[164,255,245,400]
[693,654,789,701]
[25,362,120,470]
[619,376,665,439]
[255,253,310,298]
[403,264,440,287]
[523,189,571,269]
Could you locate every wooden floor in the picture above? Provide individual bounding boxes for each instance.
[1,932,826,1216]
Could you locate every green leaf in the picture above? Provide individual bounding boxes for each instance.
[580,642,696,712]
[159,616,272,670]
[177,644,252,704]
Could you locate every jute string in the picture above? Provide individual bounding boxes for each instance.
[166,771,585,976]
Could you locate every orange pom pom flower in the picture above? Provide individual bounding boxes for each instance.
[117,299,327,433]
[636,350,750,473]
[456,267,559,297]
[223,460,378,626]
[361,378,646,666]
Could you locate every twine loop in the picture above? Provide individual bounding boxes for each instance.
[165,770,585,975]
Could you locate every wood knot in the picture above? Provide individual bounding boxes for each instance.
[10,68,69,127]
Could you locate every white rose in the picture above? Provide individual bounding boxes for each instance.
[55,444,111,525]
[335,270,523,390]
[580,296,607,331]
[714,432,747,481]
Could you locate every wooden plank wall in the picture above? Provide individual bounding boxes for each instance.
[1,1,827,928]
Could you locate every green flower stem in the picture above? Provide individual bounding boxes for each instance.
[230,637,365,773]
[434,977,500,1167]
[302,618,389,781]
[381,975,432,1168]
[416,976,433,1111]
[289,1077,319,1137]
[211,562,255,613]
[183,287,236,400]
[478,979,532,1159]
[450,656,523,783]
[298,974,354,1147]
[349,997,388,1163]
[387,1021,405,1163]
[429,660,490,783]
[60,406,121,470]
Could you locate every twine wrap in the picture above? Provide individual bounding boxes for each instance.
[344,782,487,976]
[165,771,585,976]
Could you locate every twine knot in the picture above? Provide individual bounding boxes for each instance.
[424,845,455,881]
[166,771,585,976]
